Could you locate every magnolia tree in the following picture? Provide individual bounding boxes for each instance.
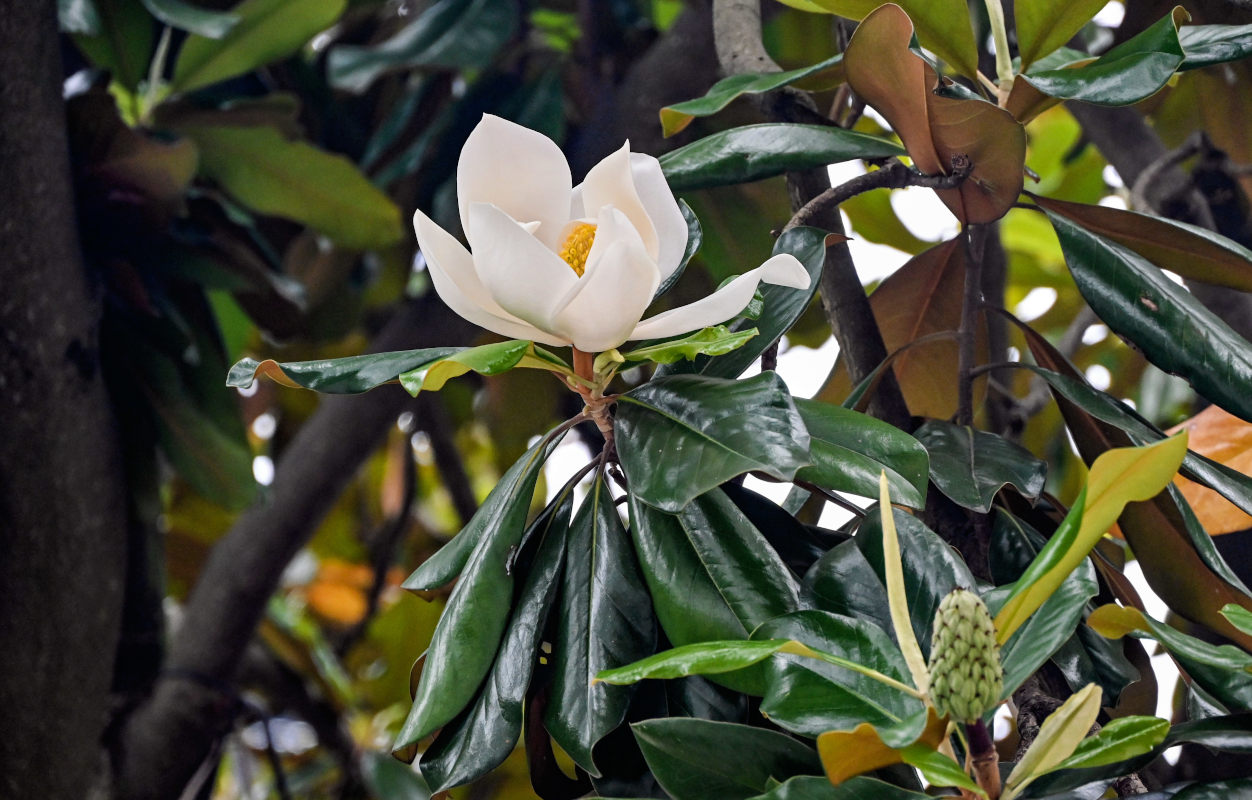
[15,0,1252,798]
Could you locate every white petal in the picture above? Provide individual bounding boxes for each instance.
[629,152,688,282]
[579,142,660,262]
[550,229,659,352]
[466,202,579,333]
[413,208,566,345]
[627,254,810,341]
[457,115,572,250]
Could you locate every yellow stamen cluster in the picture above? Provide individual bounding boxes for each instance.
[558,223,597,276]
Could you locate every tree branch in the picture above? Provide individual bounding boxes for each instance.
[0,3,129,797]
[110,299,473,800]
[784,156,972,232]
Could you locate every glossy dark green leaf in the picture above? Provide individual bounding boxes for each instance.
[857,507,978,657]
[754,611,927,746]
[596,640,797,685]
[915,420,1046,513]
[1224,604,1252,638]
[794,399,928,508]
[628,490,800,694]
[684,226,828,380]
[620,326,758,366]
[1054,716,1169,770]
[394,436,568,749]
[615,372,811,512]
[802,540,893,636]
[419,503,569,791]
[747,775,932,800]
[71,0,154,89]
[658,124,904,192]
[1049,210,1252,423]
[632,718,821,800]
[398,340,567,395]
[327,0,518,93]
[992,513,1098,698]
[901,746,983,795]
[178,125,403,249]
[403,431,566,592]
[546,478,655,775]
[139,0,238,37]
[1173,779,1252,800]
[171,0,347,94]
[722,483,847,577]
[1022,8,1186,106]
[228,347,462,393]
[1180,24,1252,70]
[655,199,702,298]
[659,54,845,137]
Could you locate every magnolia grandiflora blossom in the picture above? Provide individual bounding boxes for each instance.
[412,114,810,354]
[928,588,1003,723]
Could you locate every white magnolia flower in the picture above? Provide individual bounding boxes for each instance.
[412,114,811,354]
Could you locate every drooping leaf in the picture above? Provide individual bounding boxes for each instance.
[615,373,810,512]
[327,0,518,93]
[816,712,946,785]
[793,398,928,508]
[817,238,984,419]
[1014,0,1109,71]
[228,347,463,393]
[843,5,1025,224]
[633,718,821,800]
[402,431,566,592]
[1088,605,1252,712]
[915,420,1046,513]
[178,125,403,249]
[994,435,1189,643]
[619,326,758,366]
[171,0,347,95]
[1003,683,1103,800]
[546,477,655,775]
[753,611,927,745]
[1052,716,1170,771]
[419,498,570,791]
[657,124,904,192]
[398,340,568,395]
[1033,194,1252,293]
[628,490,800,694]
[139,0,239,38]
[1049,210,1252,424]
[659,53,845,137]
[901,746,985,797]
[1020,7,1189,106]
[1180,23,1252,69]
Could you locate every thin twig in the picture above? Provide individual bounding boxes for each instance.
[794,479,868,519]
[957,224,987,426]
[785,155,973,233]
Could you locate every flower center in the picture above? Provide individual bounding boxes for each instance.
[558,222,597,277]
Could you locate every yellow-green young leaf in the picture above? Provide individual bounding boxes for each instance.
[172,0,346,95]
[817,711,947,785]
[879,473,930,694]
[179,124,402,249]
[994,434,1188,642]
[777,0,980,79]
[1014,0,1108,71]
[1003,683,1102,800]
[398,341,569,396]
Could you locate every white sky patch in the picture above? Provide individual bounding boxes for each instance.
[1102,164,1124,189]
[1094,1,1126,27]
[1015,287,1058,321]
[1082,323,1109,345]
[1099,194,1129,210]
[251,412,277,440]
[1162,269,1186,287]
[1124,559,1182,762]
[891,187,960,242]
[540,435,597,505]
[252,455,275,486]
[1085,363,1112,391]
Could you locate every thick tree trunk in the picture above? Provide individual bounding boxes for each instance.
[0,1,129,797]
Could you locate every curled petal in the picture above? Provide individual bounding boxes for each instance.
[457,115,572,250]
[413,209,564,345]
[579,142,660,262]
[627,253,810,342]
[466,202,579,334]
[550,218,659,352]
[629,153,688,282]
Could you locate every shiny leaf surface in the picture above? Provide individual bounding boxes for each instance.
[915,419,1046,513]
[615,373,810,512]
[658,124,904,192]
[620,326,757,366]
[1053,716,1170,771]
[747,775,932,800]
[1014,0,1108,71]
[1180,24,1252,70]
[228,348,462,393]
[398,340,567,395]
[1004,683,1103,800]
[139,0,238,37]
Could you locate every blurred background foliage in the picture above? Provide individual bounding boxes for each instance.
[53,0,1252,796]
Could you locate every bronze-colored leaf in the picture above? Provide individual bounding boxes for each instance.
[1169,406,1252,535]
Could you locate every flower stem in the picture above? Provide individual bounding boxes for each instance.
[965,718,1002,799]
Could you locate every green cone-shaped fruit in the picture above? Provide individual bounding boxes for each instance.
[927,588,1003,722]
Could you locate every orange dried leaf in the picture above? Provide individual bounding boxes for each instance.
[1169,405,1252,535]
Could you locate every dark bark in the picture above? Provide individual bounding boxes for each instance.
[0,2,129,797]
[110,300,472,799]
